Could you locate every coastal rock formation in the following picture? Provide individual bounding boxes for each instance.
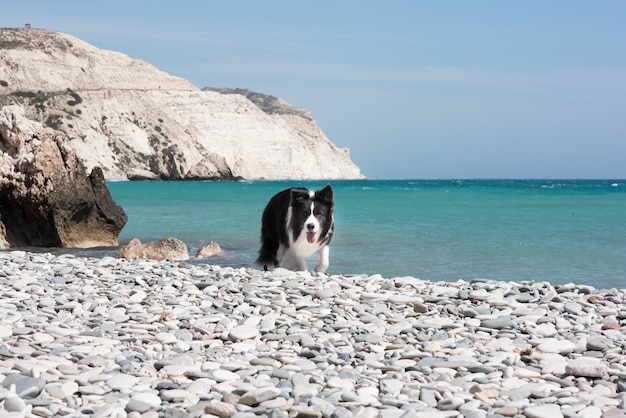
[117,237,190,261]
[0,27,364,180]
[0,104,127,248]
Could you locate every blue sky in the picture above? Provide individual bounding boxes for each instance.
[4,1,626,179]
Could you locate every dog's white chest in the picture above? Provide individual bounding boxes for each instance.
[289,230,323,258]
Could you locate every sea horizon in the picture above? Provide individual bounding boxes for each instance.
[13,178,616,291]
[5,178,624,290]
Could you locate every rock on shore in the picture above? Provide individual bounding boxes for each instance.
[0,250,624,417]
[0,105,127,248]
[117,237,190,261]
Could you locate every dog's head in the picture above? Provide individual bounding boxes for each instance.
[289,184,334,244]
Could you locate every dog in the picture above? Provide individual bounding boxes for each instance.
[256,184,334,273]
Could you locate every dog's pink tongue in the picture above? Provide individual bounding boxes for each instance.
[307,232,316,243]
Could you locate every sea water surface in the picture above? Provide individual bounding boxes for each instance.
[103,179,626,289]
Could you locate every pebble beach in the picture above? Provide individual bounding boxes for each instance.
[0,251,625,418]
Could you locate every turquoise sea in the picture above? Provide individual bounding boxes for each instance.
[101,179,626,290]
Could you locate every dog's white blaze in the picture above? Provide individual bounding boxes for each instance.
[305,202,319,233]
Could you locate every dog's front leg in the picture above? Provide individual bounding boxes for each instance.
[295,257,308,272]
[314,246,330,273]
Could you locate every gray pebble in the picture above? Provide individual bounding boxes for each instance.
[480,316,514,329]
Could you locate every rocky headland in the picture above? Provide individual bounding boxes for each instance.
[0,27,364,181]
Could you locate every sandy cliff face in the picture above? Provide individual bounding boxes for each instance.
[0,28,364,180]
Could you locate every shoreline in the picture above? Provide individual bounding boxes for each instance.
[0,250,624,417]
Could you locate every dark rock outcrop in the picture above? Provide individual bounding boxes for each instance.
[0,215,8,249]
[0,105,127,248]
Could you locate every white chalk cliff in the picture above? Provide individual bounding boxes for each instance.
[0,28,364,180]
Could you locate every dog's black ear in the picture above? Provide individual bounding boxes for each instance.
[290,188,310,203]
[316,184,333,204]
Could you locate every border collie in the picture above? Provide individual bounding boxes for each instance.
[256,184,334,273]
